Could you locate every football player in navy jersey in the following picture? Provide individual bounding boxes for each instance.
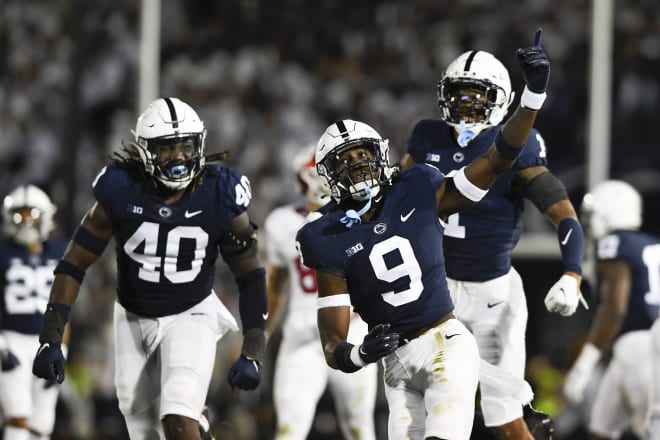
[400,38,585,439]
[0,185,66,440]
[560,181,660,437]
[296,31,550,440]
[31,97,268,440]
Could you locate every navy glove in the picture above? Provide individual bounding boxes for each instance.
[358,323,400,363]
[227,355,261,390]
[32,343,66,384]
[516,29,551,93]
[1,348,20,372]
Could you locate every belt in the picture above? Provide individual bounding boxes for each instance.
[398,312,454,346]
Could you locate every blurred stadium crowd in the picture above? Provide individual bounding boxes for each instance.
[2,0,660,438]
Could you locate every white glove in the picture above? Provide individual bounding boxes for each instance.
[544,274,582,316]
[563,343,601,405]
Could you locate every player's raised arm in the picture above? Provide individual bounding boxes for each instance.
[438,29,550,217]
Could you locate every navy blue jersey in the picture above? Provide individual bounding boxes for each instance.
[596,230,660,333]
[0,238,66,334]
[297,165,454,335]
[407,119,548,281]
[93,163,252,317]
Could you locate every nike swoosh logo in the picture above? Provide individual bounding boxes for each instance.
[487,301,504,308]
[400,208,416,222]
[184,210,203,218]
[37,343,51,355]
[560,228,573,245]
[262,312,269,320]
[445,333,460,340]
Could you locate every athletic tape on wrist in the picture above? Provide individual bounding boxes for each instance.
[453,167,488,202]
[494,130,525,160]
[520,85,546,110]
[557,218,584,275]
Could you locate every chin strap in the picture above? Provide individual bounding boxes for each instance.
[456,120,477,148]
[340,186,372,228]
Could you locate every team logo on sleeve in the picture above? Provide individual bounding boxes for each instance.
[127,204,143,215]
[345,242,364,256]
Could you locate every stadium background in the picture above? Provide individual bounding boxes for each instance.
[2,0,659,438]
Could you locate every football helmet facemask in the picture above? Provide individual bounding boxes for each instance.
[2,185,56,246]
[316,120,395,202]
[292,144,331,207]
[437,50,515,136]
[130,97,207,190]
[581,180,642,239]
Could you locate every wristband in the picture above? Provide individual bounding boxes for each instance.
[494,130,524,160]
[332,342,361,373]
[520,85,547,110]
[557,218,584,275]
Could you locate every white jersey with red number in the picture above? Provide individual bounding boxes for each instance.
[265,204,366,344]
[264,203,376,440]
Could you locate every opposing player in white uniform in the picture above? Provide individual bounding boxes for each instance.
[0,185,67,440]
[265,146,377,440]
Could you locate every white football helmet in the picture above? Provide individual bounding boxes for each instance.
[2,185,56,246]
[581,180,642,239]
[292,144,331,207]
[130,97,207,190]
[316,120,395,202]
[437,50,515,135]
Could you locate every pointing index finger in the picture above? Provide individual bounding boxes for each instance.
[534,29,542,46]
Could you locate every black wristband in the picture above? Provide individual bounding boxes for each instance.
[332,342,361,373]
[39,302,71,344]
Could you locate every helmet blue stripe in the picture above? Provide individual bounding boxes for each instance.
[163,97,179,129]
